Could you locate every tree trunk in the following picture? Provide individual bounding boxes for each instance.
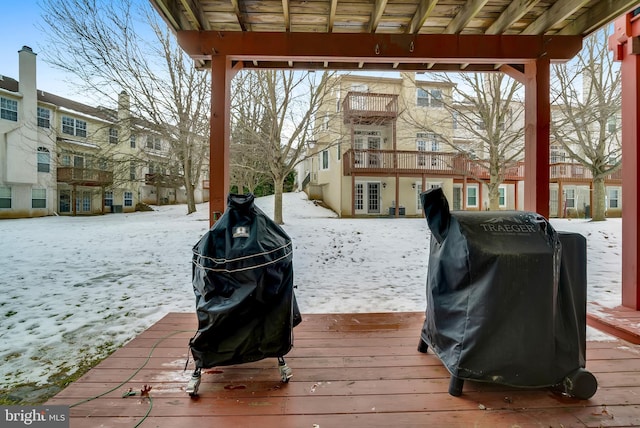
[591,176,606,221]
[273,175,285,224]
[487,183,500,210]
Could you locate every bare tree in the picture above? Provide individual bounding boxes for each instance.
[40,0,210,214]
[551,28,622,221]
[402,73,524,210]
[231,69,335,224]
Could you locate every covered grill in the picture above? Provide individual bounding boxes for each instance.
[418,188,597,399]
[186,193,301,396]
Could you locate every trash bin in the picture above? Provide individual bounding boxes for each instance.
[417,188,597,399]
[187,193,302,396]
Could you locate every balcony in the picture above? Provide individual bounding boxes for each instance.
[550,163,622,182]
[145,173,184,187]
[342,92,398,124]
[57,167,113,186]
[343,149,473,177]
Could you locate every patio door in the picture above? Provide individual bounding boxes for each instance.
[355,182,381,214]
[354,135,381,168]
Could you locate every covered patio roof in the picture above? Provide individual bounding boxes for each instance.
[148,0,640,311]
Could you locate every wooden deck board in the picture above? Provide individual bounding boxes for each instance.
[47,312,640,427]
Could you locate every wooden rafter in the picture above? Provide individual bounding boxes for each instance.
[282,0,290,32]
[149,0,186,31]
[522,0,591,35]
[229,0,247,31]
[558,0,640,36]
[444,0,489,34]
[178,0,210,30]
[407,0,439,34]
[486,0,540,35]
[370,0,389,33]
[328,0,338,32]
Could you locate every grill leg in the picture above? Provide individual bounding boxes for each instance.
[417,338,429,353]
[186,367,201,397]
[278,357,293,383]
[448,375,464,396]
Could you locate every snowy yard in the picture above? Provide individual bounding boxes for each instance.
[0,191,623,397]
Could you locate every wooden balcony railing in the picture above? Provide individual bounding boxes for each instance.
[549,163,622,182]
[145,173,184,187]
[57,167,113,186]
[342,92,398,124]
[342,150,620,182]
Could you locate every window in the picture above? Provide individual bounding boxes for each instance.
[130,161,136,180]
[417,88,443,107]
[1,97,18,121]
[337,142,341,160]
[452,112,458,129]
[59,190,71,212]
[37,107,51,128]
[32,188,46,208]
[475,120,486,130]
[146,136,154,149]
[154,137,161,150]
[61,154,71,166]
[321,150,329,170]
[130,134,136,148]
[607,117,617,134]
[498,186,507,208]
[609,188,619,209]
[61,116,87,137]
[415,183,423,211]
[124,191,133,207]
[467,186,478,207]
[416,139,427,166]
[0,187,11,208]
[104,191,113,207]
[37,147,50,173]
[564,189,575,208]
[322,114,329,130]
[550,145,566,163]
[109,127,118,144]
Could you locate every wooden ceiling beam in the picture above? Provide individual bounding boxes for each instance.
[486,0,540,35]
[370,0,389,33]
[229,0,247,31]
[445,0,490,34]
[328,0,338,32]
[282,0,291,32]
[558,0,640,36]
[407,0,439,34]
[176,31,583,62]
[149,0,188,32]
[522,0,591,35]
[179,0,210,30]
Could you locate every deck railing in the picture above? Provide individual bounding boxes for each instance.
[57,167,113,186]
[342,150,619,182]
[342,92,398,123]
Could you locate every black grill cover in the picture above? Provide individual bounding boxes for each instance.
[190,194,301,368]
[420,188,587,387]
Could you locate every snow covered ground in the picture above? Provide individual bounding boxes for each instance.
[0,191,623,391]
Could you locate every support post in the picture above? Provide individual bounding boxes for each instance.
[523,58,551,218]
[610,12,640,309]
[209,56,235,226]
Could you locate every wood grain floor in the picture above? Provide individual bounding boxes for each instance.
[47,312,640,427]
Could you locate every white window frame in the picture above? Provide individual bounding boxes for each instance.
[0,187,12,209]
[109,127,118,144]
[609,188,619,209]
[37,107,51,128]
[124,191,133,207]
[104,191,113,207]
[467,185,479,208]
[498,185,507,208]
[321,149,329,170]
[61,116,87,137]
[1,97,18,121]
[32,188,47,209]
[564,189,576,209]
[130,134,136,148]
[37,147,51,173]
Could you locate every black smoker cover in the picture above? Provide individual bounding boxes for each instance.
[420,188,588,388]
[190,193,301,368]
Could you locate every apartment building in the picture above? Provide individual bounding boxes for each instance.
[0,46,207,219]
[301,73,622,218]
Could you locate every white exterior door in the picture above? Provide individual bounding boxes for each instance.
[355,182,381,214]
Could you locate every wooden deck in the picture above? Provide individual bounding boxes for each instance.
[47,312,640,427]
